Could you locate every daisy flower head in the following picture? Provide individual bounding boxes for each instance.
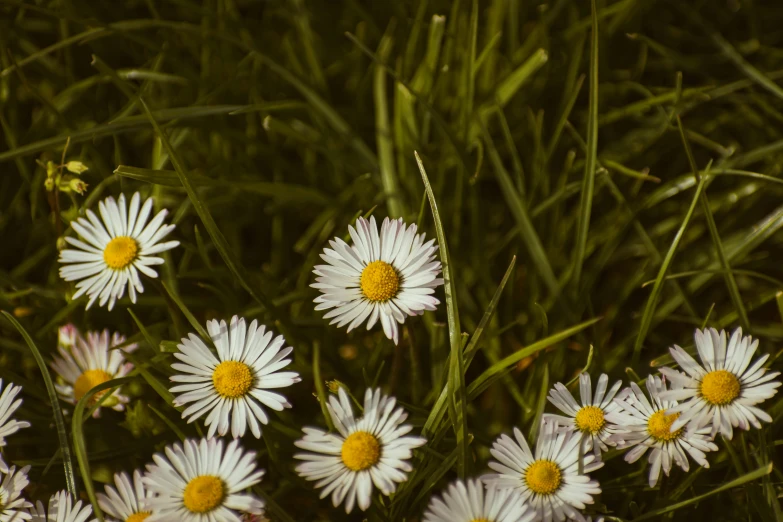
[658,327,781,440]
[546,373,625,457]
[50,329,133,416]
[607,375,718,488]
[143,437,265,522]
[312,215,443,344]
[484,420,602,522]
[58,192,180,310]
[0,465,33,521]
[57,324,78,350]
[294,387,426,513]
[98,470,154,522]
[170,316,301,439]
[0,380,31,472]
[422,478,534,522]
[28,491,97,522]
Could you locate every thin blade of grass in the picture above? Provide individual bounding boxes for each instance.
[414,151,468,478]
[312,341,334,431]
[1,312,77,497]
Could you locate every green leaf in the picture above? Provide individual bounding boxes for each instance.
[72,376,135,522]
[415,151,469,478]
[1,312,77,497]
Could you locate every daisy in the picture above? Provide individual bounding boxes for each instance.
[422,478,534,522]
[658,327,781,439]
[170,316,301,439]
[294,387,426,513]
[607,375,718,488]
[0,380,31,472]
[98,470,154,522]
[0,465,33,521]
[143,438,265,521]
[59,191,180,310]
[58,324,138,353]
[312,215,443,344]
[546,373,625,457]
[484,420,602,522]
[28,491,97,522]
[51,329,133,416]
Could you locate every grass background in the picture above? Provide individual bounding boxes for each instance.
[1,0,783,520]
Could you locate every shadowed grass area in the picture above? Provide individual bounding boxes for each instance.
[1,0,783,520]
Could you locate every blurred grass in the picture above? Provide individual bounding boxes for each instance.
[1,0,783,520]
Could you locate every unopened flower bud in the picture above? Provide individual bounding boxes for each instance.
[65,160,89,175]
[44,177,55,191]
[69,178,88,195]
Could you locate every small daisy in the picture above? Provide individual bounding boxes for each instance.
[423,478,534,522]
[658,327,781,439]
[0,380,31,472]
[51,329,133,416]
[312,215,443,344]
[484,420,602,522]
[143,437,265,521]
[28,491,97,522]
[59,192,180,310]
[98,470,154,522]
[607,375,718,488]
[170,316,301,439]
[0,465,33,521]
[546,373,625,457]
[294,387,426,513]
[58,324,138,354]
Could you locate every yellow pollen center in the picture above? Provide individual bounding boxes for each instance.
[183,475,224,513]
[212,361,254,399]
[103,236,139,269]
[647,410,683,442]
[360,260,400,302]
[73,369,113,403]
[700,370,741,406]
[341,431,381,471]
[125,514,151,522]
[575,405,606,434]
[524,459,562,495]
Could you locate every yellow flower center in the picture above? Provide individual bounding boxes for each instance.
[341,431,381,471]
[360,260,400,302]
[470,519,490,522]
[103,236,139,269]
[574,405,606,434]
[73,369,113,403]
[125,514,151,522]
[700,369,741,406]
[647,410,683,442]
[183,475,224,513]
[212,361,254,399]
[524,459,562,495]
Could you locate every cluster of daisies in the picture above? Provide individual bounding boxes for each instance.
[0,191,768,521]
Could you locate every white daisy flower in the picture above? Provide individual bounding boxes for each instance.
[294,387,426,513]
[658,327,781,439]
[0,380,31,472]
[484,420,602,522]
[59,192,180,310]
[546,373,625,457]
[170,316,301,439]
[312,215,443,344]
[28,491,97,522]
[50,329,133,416]
[143,437,265,521]
[423,478,534,522]
[607,375,718,488]
[98,470,154,522]
[58,324,138,354]
[0,465,33,521]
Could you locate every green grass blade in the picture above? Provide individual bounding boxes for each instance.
[633,176,706,364]
[312,341,334,431]
[1,312,77,497]
[572,0,599,290]
[148,404,188,441]
[677,116,750,330]
[72,376,134,522]
[414,151,468,478]
[159,281,210,341]
[467,317,602,398]
[632,463,772,521]
[136,97,290,334]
